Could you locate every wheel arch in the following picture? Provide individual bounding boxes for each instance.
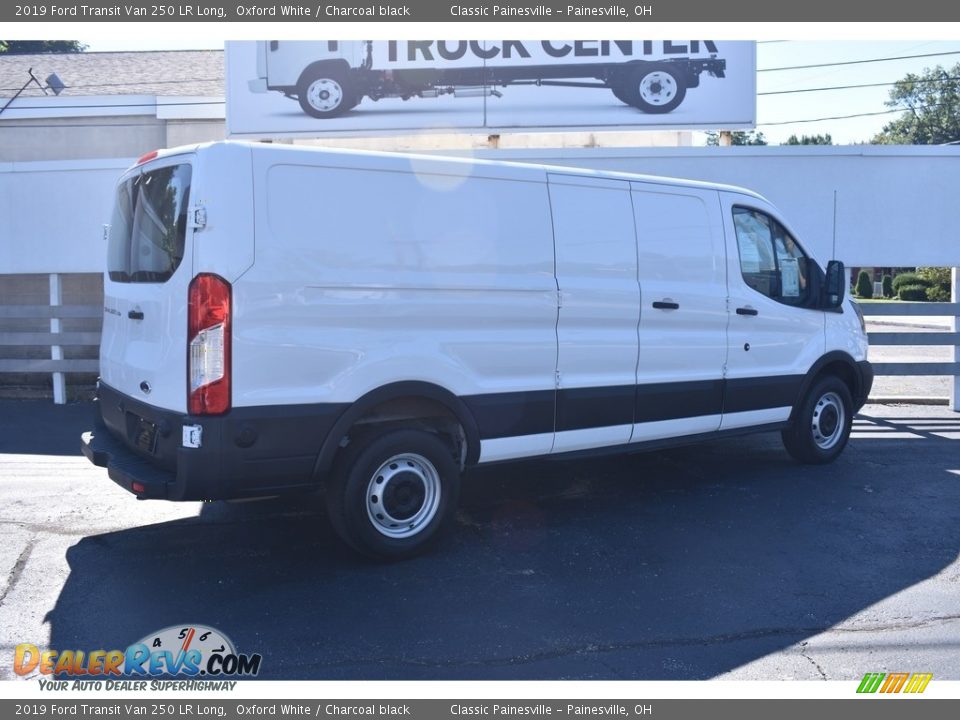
[790,351,862,423]
[297,59,353,90]
[313,381,481,480]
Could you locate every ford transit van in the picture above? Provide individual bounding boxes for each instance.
[82,141,872,558]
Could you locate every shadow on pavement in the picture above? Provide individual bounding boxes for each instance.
[0,400,95,457]
[45,421,960,679]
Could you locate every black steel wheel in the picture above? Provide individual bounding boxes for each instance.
[326,429,460,559]
[782,375,854,464]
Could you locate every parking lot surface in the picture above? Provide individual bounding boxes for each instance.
[1,400,958,681]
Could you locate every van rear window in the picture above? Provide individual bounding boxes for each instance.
[107,164,192,283]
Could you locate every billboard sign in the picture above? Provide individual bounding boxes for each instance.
[226,40,756,137]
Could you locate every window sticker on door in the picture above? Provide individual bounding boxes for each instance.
[781,257,800,297]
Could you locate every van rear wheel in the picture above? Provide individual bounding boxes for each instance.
[782,376,854,464]
[325,429,460,559]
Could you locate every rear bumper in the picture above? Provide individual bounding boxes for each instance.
[82,424,175,500]
[855,360,874,411]
[81,382,347,501]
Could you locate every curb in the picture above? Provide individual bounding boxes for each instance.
[867,396,951,406]
[867,320,952,331]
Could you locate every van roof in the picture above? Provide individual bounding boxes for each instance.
[144,140,767,201]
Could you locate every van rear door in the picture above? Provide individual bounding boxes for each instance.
[100,156,195,412]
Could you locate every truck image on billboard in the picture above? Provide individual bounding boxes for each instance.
[228,40,756,136]
[249,40,729,118]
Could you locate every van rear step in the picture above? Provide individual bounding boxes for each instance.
[81,428,172,499]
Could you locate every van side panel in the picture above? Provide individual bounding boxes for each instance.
[548,174,639,454]
[629,185,728,442]
[233,151,557,460]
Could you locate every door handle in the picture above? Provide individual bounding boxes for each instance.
[128,310,144,320]
[652,300,680,310]
[736,307,759,316]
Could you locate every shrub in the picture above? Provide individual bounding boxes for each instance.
[917,267,951,302]
[881,275,894,298]
[855,270,873,299]
[892,272,930,292]
[898,284,929,301]
[917,266,951,286]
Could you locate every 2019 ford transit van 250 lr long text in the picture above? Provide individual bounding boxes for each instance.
[81,142,873,559]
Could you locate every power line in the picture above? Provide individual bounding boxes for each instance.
[757,101,953,127]
[760,75,960,96]
[759,49,960,72]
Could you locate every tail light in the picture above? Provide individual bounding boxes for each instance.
[188,273,231,415]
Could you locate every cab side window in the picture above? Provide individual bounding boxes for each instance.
[733,207,809,307]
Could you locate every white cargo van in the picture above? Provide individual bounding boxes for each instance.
[82,141,872,559]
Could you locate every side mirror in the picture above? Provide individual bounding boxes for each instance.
[802,257,822,304]
[823,260,845,309]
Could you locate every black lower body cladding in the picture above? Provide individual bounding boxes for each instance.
[855,360,874,411]
[82,382,347,501]
[82,358,874,502]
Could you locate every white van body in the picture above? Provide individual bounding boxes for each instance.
[82,141,872,558]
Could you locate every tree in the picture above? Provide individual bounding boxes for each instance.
[855,271,873,299]
[881,275,893,298]
[0,41,86,54]
[872,63,960,145]
[705,130,768,146]
[783,133,833,145]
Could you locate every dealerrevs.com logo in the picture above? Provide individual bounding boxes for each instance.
[14,625,262,686]
[857,673,933,694]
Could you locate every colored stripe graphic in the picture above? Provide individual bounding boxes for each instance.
[882,673,908,693]
[857,672,932,694]
[904,673,933,694]
[857,673,885,693]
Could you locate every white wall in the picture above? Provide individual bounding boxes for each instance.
[453,145,960,267]
[1,146,957,274]
[0,159,131,274]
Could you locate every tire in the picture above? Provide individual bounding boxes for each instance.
[325,429,460,560]
[625,64,687,114]
[781,375,854,464]
[297,68,354,119]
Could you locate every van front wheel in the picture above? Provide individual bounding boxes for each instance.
[782,376,854,464]
[326,429,460,559]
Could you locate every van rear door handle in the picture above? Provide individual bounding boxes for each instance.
[128,310,144,320]
[736,307,759,316]
[652,300,680,310]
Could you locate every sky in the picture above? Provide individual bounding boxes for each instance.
[75,37,960,145]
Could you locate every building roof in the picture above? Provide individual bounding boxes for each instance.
[0,50,224,98]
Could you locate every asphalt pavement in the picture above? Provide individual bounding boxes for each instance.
[0,400,958,681]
